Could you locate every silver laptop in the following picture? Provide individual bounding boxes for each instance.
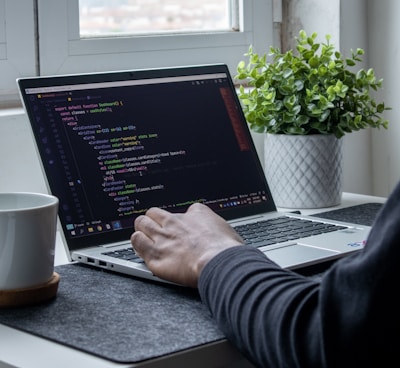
[17,64,370,283]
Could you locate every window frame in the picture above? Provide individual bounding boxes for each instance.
[37,0,273,78]
[0,0,273,107]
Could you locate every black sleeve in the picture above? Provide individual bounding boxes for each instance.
[198,182,400,368]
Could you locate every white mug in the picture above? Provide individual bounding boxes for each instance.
[0,192,59,290]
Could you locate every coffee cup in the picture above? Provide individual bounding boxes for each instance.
[0,192,59,291]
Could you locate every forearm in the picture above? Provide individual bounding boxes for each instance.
[198,246,325,367]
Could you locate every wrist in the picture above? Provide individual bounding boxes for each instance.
[195,244,243,283]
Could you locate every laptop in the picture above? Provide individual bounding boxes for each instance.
[17,64,370,283]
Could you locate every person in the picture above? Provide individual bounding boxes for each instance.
[130,181,400,367]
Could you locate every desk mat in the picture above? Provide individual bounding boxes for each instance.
[0,203,383,363]
[312,202,383,226]
[0,263,224,363]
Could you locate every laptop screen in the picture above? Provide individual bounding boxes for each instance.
[18,64,275,250]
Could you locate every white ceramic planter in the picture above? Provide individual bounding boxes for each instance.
[264,134,343,208]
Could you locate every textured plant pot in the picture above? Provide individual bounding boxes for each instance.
[264,134,343,209]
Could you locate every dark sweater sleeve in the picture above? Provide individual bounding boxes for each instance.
[198,246,325,367]
[198,183,400,368]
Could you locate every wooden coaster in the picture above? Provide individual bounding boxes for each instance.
[0,272,60,308]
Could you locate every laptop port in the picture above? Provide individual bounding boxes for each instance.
[99,260,107,267]
[87,257,95,263]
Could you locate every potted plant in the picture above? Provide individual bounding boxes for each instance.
[235,30,390,208]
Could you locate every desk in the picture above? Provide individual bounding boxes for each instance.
[0,192,386,368]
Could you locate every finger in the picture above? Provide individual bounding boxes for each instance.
[130,231,153,256]
[186,202,210,213]
[132,212,171,259]
[144,207,171,224]
[134,213,160,232]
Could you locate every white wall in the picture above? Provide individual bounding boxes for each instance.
[340,0,373,195]
[0,109,48,194]
[368,0,400,197]
[340,0,400,197]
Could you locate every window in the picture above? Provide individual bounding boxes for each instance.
[79,0,234,36]
[0,0,273,107]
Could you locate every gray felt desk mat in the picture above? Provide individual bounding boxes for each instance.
[311,202,383,226]
[0,203,383,363]
[0,264,224,363]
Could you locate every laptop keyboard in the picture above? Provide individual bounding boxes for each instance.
[234,216,346,247]
[102,216,347,264]
[103,248,145,263]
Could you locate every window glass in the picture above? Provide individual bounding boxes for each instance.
[79,0,234,36]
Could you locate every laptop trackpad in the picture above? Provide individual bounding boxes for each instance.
[264,244,338,268]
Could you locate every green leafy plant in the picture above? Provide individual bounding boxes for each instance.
[236,30,390,138]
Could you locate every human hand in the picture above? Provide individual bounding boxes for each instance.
[130,203,244,287]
